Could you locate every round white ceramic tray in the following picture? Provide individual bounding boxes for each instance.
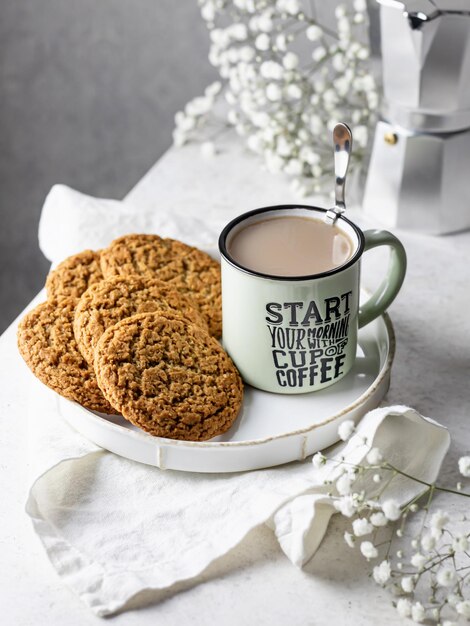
[60,311,395,473]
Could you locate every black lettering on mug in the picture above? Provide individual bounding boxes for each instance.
[265,302,282,324]
[324,296,341,322]
[283,302,303,326]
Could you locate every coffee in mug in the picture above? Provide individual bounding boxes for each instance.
[219,205,407,394]
[228,215,354,276]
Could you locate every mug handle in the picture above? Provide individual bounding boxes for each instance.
[358,229,407,329]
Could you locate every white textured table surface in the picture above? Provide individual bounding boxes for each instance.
[1,135,469,625]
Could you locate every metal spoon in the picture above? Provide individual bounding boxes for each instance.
[324,122,353,225]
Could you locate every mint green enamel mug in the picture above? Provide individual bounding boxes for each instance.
[218,204,407,394]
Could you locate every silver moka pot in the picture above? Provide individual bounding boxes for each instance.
[363,0,470,234]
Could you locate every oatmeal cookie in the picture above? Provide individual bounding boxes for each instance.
[46,250,103,301]
[100,234,222,337]
[17,299,115,413]
[99,234,191,278]
[155,249,222,338]
[94,312,243,441]
[73,275,208,365]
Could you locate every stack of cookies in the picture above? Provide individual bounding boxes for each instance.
[18,234,244,441]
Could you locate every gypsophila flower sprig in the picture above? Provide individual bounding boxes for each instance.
[173,0,378,198]
[317,420,470,624]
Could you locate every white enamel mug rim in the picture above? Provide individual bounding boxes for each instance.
[218,204,366,281]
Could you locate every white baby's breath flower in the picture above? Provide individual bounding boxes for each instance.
[265,151,284,173]
[411,601,425,623]
[309,115,322,135]
[284,159,303,176]
[373,474,381,483]
[332,53,347,73]
[326,117,338,132]
[436,566,457,588]
[448,593,463,607]
[336,473,353,495]
[367,91,379,110]
[204,81,222,98]
[266,83,282,102]
[360,541,378,560]
[172,129,187,147]
[421,534,436,551]
[366,448,383,465]
[227,48,240,64]
[312,452,326,468]
[230,23,248,41]
[337,17,351,37]
[210,29,228,48]
[401,577,415,593]
[382,500,401,521]
[353,0,367,11]
[338,420,355,441]
[456,600,470,618]
[276,136,293,157]
[323,89,338,106]
[353,518,373,537]
[410,553,426,570]
[335,495,357,517]
[312,46,327,63]
[257,13,273,33]
[186,96,212,116]
[247,134,264,154]
[356,46,369,60]
[370,511,387,527]
[298,147,320,165]
[174,111,185,125]
[201,2,216,22]
[260,62,273,79]
[452,534,469,552]
[287,84,302,100]
[353,125,368,148]
[311,164,322,178]
[458,456,470,477]
[275,34,287,51]
[335,4,347,18]
[396,598,412,618]
[430,509,449,532]
[283,0,300,16]
[373,560,391,585]
[227,110,238,125]
[306,25,322,42]
[255,33,270,51]
[344,531,355,548]
[177,115,196,132]
[200,141,216,158]
[261,120,277,137]
[238,46,255,63]
[283,51,299,70]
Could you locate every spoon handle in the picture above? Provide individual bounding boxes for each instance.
[325,122,353,225]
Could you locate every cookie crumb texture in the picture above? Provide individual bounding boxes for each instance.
[17,299,115,414]
[46,250,103,300]
[156,250,222,338]
[95,313,244,441]
[100,234,222,337]
[100,234,190,277]
[73,275,209,365]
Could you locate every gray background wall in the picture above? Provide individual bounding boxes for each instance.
[0,0,215,333]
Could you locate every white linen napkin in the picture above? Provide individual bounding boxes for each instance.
[26,185,451,616]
